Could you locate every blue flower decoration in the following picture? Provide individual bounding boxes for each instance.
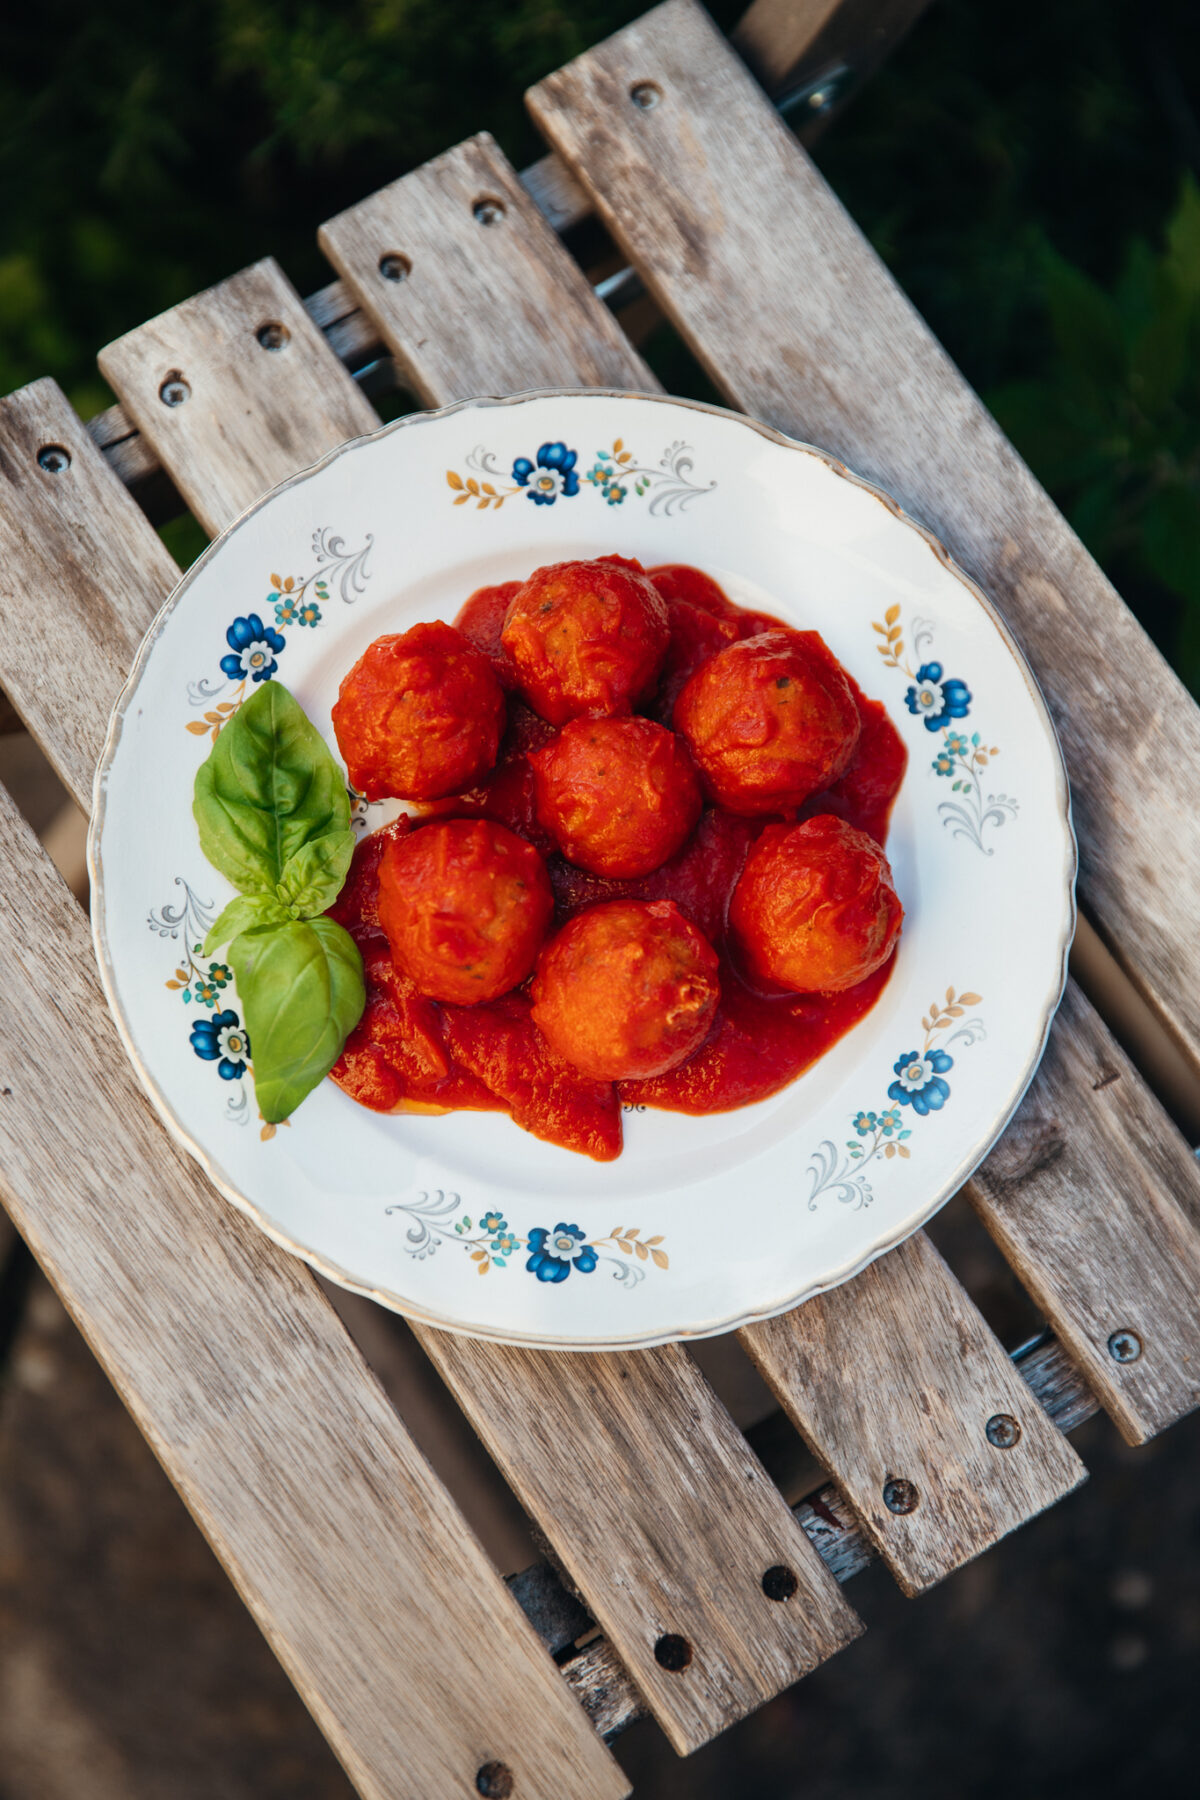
[943,731,970,757]
[526,1221,598,1283]
[887,1048,953,1115]
[274,595,299,627]
[480,1211,506,1234]
[904,662,971,732]
[877,1107,904,1136]
[512,442,579,506]
[298,601,322,627]
[932,750,955,776]
[189,1008,251,1080]
[492,1231,519,1258]
[853,1110,877,1135]
[220,613,285,683]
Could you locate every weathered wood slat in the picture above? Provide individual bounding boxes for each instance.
[98,260,378,538]
[88,239,863,1753]
[0,381,177,795]
[968,980,1200,1445]
[0,379,627,1800]
[527,0,1200,1457]
[318,133,654,406]
[425,1335,862,1751]
[527,0,1200,1080]
[743,1233,1085,1595]
[316,129,1092,1599]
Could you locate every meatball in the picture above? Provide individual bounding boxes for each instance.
[531,716,702,878]
[378,819,553,1005]
[501,555,670,725]
[729,815,903,994]
[674,628,860,816]
[332,620,505,801]
[532,899,720,1080]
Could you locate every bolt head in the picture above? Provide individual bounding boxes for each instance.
[475,1763,514,1798]
[883,1476,919,1515]
[378,253,411,282]
[473,198,506,227]
[1108,1328,1143,1363]
[36,443,71,473]
[631,81,662,110]
[986,1413,1022,1449]
[159,373,190,407]
[256,320,289,351]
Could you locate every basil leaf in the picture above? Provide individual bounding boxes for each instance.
[276,828,356,918]
[204,893,293,956]
[228,917,365,1123]
[193,683,351,895]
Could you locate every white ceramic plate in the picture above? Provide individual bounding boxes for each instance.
[90,391,1074,1349]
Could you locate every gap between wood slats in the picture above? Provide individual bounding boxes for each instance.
[545,1327,1096,1737]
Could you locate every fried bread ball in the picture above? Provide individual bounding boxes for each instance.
[531,716,702,877]
[674,628,860,815]
[332,620,505,801]
[501,555,670,725]
[532,899,720,1080]
[730,815,902,993]
[378,819,553,1005]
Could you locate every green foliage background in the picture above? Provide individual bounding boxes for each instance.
[2,0,1198,682]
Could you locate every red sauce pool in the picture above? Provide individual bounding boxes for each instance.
[328,565,907,1160]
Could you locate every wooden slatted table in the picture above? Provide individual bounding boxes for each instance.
[3,1,1200,1789]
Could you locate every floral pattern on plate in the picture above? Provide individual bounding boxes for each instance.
[147,874,283,1139]
[873,604,1019,852]
[446,435,715,516]
[385,1189,668,1289]
[807,987,985,1211]
[185,527,374,741]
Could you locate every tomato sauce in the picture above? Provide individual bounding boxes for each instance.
[328,566,907,1159]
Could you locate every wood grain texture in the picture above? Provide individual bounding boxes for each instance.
[318,133,655,406]
[98,259,378,536]
[968,980,1200,1446]
[325,122,1101,1600]
[421,1336,861,1753]
[0,783,626,1800]
[0,381,178,806]
[527,0,1200,1074]
[743,1233,1086,1595]
[86,235,863,1750]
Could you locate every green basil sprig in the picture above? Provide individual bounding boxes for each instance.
[193,682,364,1123]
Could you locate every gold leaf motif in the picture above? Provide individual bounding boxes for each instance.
[186,720,211,735]
[613,437,624,453]
[453,493,469,506]
[446,470,464,491]
[616,1238,633,1255]
[651,1249,669,1269]
[885,603,901,626]
[634,1238,648,1260]
[165,979,183,990]
[260,1122,276,1142]
[269,572,282,588]
[959,991,983,1006]
[898,1144,910,1159]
